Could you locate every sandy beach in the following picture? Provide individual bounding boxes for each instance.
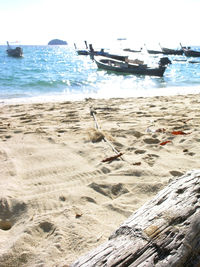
[0,94,200,266]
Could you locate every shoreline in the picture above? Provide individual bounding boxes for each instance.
[0,93,200,266]
[1,85,200,106]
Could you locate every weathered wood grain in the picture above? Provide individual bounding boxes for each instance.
[71,170,200,267]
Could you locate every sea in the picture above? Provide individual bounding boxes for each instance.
[0,44,200,104]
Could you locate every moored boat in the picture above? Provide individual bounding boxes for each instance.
[180,43,200,57]
[147,49,163,55]
[159,44,183,55]
[123,48,142,53]
[97,51,128,61]
[94,56,171,77]
[6,41,23,57]
[88,44,128,61]
[74,43,90,55]
[144,44,163,55]
[75,42,128,61]
[182,48,200,57]
[77,50,90,55]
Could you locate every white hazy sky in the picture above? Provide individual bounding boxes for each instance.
[0,0,199,48]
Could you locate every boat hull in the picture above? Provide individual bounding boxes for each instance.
[76,47,127,61]
[88,51,128,61]
[123,48,142,53]
[183,49,200,57]
[95,58,166,77]
[7,48,23,57]
[99,53,128,61]
[161,48,183,55]
[77,50,90,55]
[147,50,163,55]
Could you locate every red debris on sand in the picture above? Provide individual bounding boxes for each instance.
[171,130,189,135]
[160,140,172,146]
[133,162,141,166]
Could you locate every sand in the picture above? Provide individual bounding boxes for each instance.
[0,94,200,266]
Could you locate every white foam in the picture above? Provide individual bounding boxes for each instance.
[1,85,200,106]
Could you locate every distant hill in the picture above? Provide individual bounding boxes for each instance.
[48,39,68,45]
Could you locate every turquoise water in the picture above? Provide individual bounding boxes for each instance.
[0,45,200,103]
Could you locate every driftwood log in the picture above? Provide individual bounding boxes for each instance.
[71,170,200,267]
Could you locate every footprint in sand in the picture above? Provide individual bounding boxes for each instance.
[88,182,129,199]
[80,196,97,204]
[104,203,132,217]
[133,182,164,195]
[143,138,160,145]
[169,170,184,177]
[130,130,144,139]
[4,135,12,139]
[38,221,55,233]
[134,149,146,154]
[47,137,56,144]
[0,197,27,231]
[13,130,23,134]
[142,154,159,167]
[112,141,124,149]
[187,152,196,156]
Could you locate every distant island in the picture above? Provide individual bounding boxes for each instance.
[48,39,68,45]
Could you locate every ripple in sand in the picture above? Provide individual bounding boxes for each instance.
[135,149,146,154]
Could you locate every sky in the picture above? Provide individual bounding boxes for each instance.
[0,0,199,48]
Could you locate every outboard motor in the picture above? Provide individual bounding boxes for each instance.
[89,44,94,52]
[159,57,172,67]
